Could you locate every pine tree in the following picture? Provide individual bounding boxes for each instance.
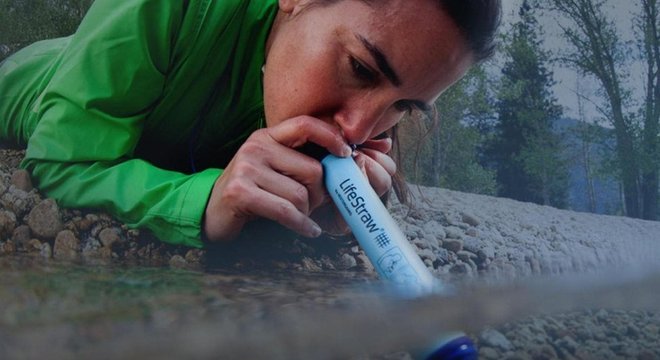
[490,0,568,207]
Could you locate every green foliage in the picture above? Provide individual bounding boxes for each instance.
[489,0,569,207]
[0,0,93,61]
[400,66,497,195]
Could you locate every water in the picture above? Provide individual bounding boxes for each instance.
[1,254,659,359]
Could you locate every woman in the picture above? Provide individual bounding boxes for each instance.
[0,0,501,248]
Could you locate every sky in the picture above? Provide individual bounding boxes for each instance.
[498,0,642,124]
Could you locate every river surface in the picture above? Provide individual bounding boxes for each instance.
[1,254,660,359]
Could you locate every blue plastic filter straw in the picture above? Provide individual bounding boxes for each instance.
[322,154,477,360]
[322,154,438,296]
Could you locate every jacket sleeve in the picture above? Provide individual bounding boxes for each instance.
[21,0,221,248]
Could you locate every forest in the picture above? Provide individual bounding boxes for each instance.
[1,0,658,221]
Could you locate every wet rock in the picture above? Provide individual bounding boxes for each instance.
[337,253,357,270]
[0,210,17,239]
[1,240,16,254]
[99,227,122,249]
[53,230,80,260]
[2,186,39,218]
[26,239,42,253]
[301,257,322,272]
[185,249,204,264]
[442,238,463,253]
[10,169,32,192]
[27,198,64,239]
[82,238,102,258]
[11,225,31,248]
[40,242,52,258]
[169,255,187,268]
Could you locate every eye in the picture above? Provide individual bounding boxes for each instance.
[394,100,414,114]
[349,56,377,83]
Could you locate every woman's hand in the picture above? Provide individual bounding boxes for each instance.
[310,137,397,236]
[203,116,353,242]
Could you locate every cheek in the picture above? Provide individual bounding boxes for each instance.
[264,59,342,125]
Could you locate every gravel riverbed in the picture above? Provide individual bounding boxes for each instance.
[1,148,659,359]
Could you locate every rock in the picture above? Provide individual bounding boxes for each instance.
[82,238,102,258]
[40,242,52,258]
[0,210,17,239]
[457,250,478,262]
[11,225,31,248]
[10,169,32,192]
[169,255,187,268]
[465,228,478,237]
[53,230,80,259]
[434,247,455,265]
[445,226,464,239]
[99,227,122,249]
[480,328,513,351]
[442,238,464,253]
[1,240,16,254]
[26,239,42,253]
[185,249,204,263]
[27,198,64,239]
[461,212,480,227]
[478,346,500,360]
[418,248,437,262]
[449,262,472,275]
[301,257,322,272]
[337,253,357,269]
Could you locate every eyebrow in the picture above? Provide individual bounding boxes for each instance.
[355,34,433,112]
[356,34,402,87]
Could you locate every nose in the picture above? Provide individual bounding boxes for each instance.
[332,102,394,145]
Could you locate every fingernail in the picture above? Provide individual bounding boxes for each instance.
[342,144,353,157]
[309,222,322,237]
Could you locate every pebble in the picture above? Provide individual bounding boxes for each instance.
[480,328,513,351]
[442,238,463,253]
[337,253,357,270]
[40,242,52,258]
[27,198,64,239]
[99,227,122,249]
[461,212,480,227]
[11,225,31,248]
[0,210,17,239]
[53,230,80,260]
[168,255,187,268]
[10,169,32,192]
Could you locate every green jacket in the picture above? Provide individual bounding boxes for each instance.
[0,0,278,247]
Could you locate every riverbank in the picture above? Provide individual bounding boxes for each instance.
[1,149,659,359]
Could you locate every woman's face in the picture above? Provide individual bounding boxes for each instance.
[263,0,473,145]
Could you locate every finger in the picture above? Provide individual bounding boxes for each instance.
[245,188,323,238]
[255,169,312,215]
[354,151,393,197]
[357,147,397,176]
[237,139,327,210]
[263,144,327,210]
[266,116,353,157]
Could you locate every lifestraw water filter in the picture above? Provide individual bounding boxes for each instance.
[322,154,478,359]
[322,154,439,296]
